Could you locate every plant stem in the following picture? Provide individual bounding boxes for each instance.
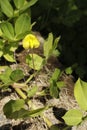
[25,73,36,84]
[31,49,37,86]
[42,116,52,127]
[32,50,35,71]
[14,88,27,100]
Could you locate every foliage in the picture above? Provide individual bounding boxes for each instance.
[26,53,44,70]
[1,0,87,129]
[26,32,60,70]
[49,68,65,98]
[3,99,49,119]
[62,109,83,126]
[0,10,60,120]
[74,78,87,111]
[0,0,37,62]
[0,32,60,117]
[0,0,53,121]
[31,0,87,80]
[62,78,87,126]
[44,33,60,60]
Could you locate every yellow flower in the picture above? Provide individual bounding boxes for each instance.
[22,34,40,49]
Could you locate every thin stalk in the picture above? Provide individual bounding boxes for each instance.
[31,49,37,86]
[14,88,27,100]
[25,73,36,84]
[31,50,35,71]
[42,116,52,127]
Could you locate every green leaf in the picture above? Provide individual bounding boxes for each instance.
[9,43,18,52]
[74,78,87,110]
[50,68,61,82]
[52,49,60,57]
[0,66,8,71]
[14,0,25,9]
[0,0,13,17]
[0,67,13,85]
[3,99,25,118]
[20,0,38,13]
[4,105,48,119]
[44,33,53,59]
[0,39,4,49]
[15,13,31,37]
[62,109,83,126]
[26,54,44,70]
[50,80,59,98]
[3,43,16,62]
[10,69,24,82]
[57,81,65,89]
[27,86,38,98]
[22,106,48,118]
[53,36,60,50]
[49,68,61,98]
[0,22,14,41]
[65,67,73,75]
[3,52,15,62]
[15,31,31,41]
[8,108,28,119]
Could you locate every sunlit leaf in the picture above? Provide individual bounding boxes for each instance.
[50,68,61,82]
[57,81,65,89]
[0,39,4,49]
[9,43,18,52]
[0,67,13,85]
[0,0,13,17]
[27,86,38,98]
[65,66,73,75]
[26,53,44,70]
[14,0,25,9]
[44,33,53,59]
[20,0,38,13]
[15,13,31,37]
[62,109,83,126]
[0,22,14,41]
[3,52,15,62]
[15,31,31,41]
[53,36,60,49]
[74,78,87,110]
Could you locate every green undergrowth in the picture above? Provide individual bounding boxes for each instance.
[0,1,87,130]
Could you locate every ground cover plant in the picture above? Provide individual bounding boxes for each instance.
[0,0,63,129]
[0,0,87,130]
